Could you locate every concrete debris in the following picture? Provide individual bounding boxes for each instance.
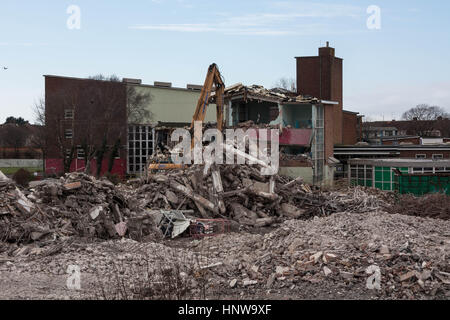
[379,245,390,255]
[399,271,418,282]
[182,210,450,300]
[0,172,159,243]
[0,208,449,299]
[275,266,290,275]
[0,162,449,300]
[224,83,319,104]
[89,206,102,220]
[323,266,332,277]
[243,280,258,286]
[129,162,391,235]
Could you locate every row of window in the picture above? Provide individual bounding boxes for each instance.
[412,167,450,174]
[366,130,399,138]
[415,154,443,159]
[350,164,450,178]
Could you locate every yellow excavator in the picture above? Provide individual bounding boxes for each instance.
[148,63,225,172]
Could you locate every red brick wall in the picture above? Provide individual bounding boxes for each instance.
[331,58,343,144]
[296,57,321,99]
[296,46,343,145]
[342,112,359,145]
[45,158,126,177]
[45,76,128,176]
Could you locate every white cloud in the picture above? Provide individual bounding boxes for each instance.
[129,1,365,36]
[130,23,310,35]
[268,2,362,18]
[0,42,48,47]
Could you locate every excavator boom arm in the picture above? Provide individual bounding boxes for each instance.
[190,63,225,132]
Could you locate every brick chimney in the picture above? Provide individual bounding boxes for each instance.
[296,42,343,144]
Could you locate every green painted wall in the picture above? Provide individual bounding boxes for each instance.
[131,85,217,125]
[281,104,312,128]
[396,175,450,196]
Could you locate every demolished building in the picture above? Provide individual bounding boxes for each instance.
[43,44,362,186]
[221,83,338,185]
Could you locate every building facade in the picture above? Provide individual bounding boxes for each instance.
[348,158,450,195]
[44,75,215,177]
[45,75,128,177]
[363,118,450,145]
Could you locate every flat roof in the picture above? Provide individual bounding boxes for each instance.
[44,75,202,93]
[343,110,359,115]
[379,136,420,141]
[348,158,450,167]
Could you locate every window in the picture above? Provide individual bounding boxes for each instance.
[432,154,443,160]
[312,105,324,184]
[65,129,73,139]
[77,147,85,160]
[128,125,154,174]
[412,167,423,174]
[65,149,72,159]
[64,109,74,119]
[415,154,426,159]
[113,148,120,160]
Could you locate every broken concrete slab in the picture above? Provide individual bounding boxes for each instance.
[89,206,103,220]
[399,271,418,282]
[280,203,306,219]
[63,182,82,191]
[323,266,332,276]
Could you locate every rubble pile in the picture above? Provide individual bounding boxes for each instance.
[129,163,387,230]
[0,173,158,244]
[223,83,320,104]
[3,210,446,300]
[191,211,450,299]
[279,186,388,219]
[388,193,450,220]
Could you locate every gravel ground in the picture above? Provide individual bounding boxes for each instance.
[0,210,449,300]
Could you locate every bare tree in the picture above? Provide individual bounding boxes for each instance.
[30,97,47,172]
[88,74,121,82]
[402,104,449,121]
[127,86,154,124]
[273,77,296,92]
[78,76,125,175]
[32,97,46,126]
[43,74,153,177]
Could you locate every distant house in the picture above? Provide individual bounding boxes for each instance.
[363,118,450,145]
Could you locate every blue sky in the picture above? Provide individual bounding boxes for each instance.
[1,0,449,123]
